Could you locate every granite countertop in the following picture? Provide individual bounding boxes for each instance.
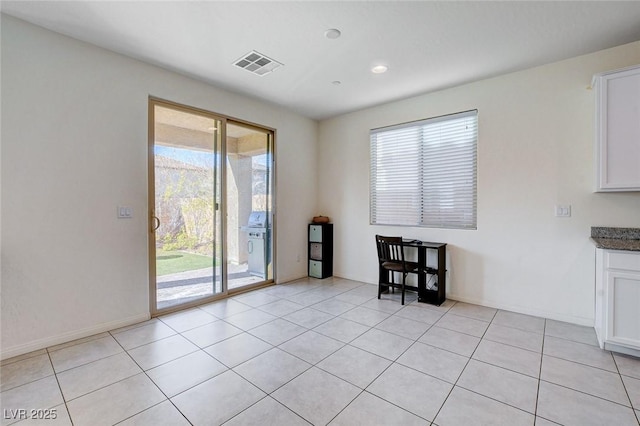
[591,227,640,252]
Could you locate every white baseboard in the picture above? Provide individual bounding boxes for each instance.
[335,272,594,327]
[275,274,309,285]
[334,271,377,286]
[446,293,594,327]
[1,312,150,361]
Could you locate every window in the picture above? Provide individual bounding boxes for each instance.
[370,110,477,229]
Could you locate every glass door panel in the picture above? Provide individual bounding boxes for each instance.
[226,122,273,291]
[150,102,223,312]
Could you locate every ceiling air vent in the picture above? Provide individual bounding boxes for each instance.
[234,51,283,76]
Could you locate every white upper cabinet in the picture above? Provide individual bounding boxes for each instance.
[593,64,640,192]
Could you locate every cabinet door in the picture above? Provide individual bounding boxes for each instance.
[309,260,323,278]
[309,225,323,243]
[310,243,323,260]
[595,66,640,191]
[606,270,640,349]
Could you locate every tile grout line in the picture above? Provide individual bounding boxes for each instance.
[2,281,363,426]
[0,360,57,394]
[314,384,363,425]
[46,332,111,354]
[220,394,311,426]
[362,306,449,422]
[342,304,453,424]
[541,353,622,376]
[44,347,75,426]
[44,335,125,376]
[112,400,190,426]
[538,326,638,414]
[227,319,344,423]
[537,323,639,414]
[429,307,499,423]
[0,350,47,368]
[538,378,638,411]
[612,354,640,424]
[107,329,194,425]
[237,302,524,423]
[201,296,374,375]
[476,323,621,377]
[52,353,145,403]
[223,285,381,425]
[446,309,547,420]
[322,317,438,426]
[187,303,361,406]
[110,318,160,337]
[533,318,546,423]
[231,290,428,424]
[6,282,633,425]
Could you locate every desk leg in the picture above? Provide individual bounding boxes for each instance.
[417,247,428,303]
[437,246,446,305]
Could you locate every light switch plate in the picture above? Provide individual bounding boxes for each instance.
[118,206,133,219]
[555,205,571,217]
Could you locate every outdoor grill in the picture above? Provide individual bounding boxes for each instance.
[241,211,268,278]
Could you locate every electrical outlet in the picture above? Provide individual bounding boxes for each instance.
[296,254,301,263]
[554,205,571,217]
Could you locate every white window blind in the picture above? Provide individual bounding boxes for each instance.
[370,110,477,229]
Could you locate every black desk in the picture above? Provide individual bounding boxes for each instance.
[402,240,447,305]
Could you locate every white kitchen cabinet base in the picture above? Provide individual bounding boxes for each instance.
[595,248,640,355]
[603,341,640,358]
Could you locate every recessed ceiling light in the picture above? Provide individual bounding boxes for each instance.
[324,29,341,39]
[371,65,388,74]
[332,80,341,85]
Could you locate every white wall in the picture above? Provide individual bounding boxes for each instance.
[0,15,318,359]
[318,41,640,326]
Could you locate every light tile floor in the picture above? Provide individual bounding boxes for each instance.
[2,277,640,425]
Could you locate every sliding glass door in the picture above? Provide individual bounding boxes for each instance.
[226,122,274,291]
[149,101,224,312]
[149,99,275,314]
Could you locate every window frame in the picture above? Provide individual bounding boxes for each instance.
[369,109,478,230]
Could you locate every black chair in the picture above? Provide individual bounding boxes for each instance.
[375,235,420,305]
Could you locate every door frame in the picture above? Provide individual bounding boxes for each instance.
[148,97,277,316]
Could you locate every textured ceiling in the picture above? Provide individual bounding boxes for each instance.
[3,1,640,120]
